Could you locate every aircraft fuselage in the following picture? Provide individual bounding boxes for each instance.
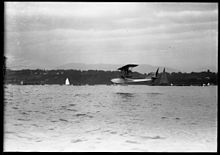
[111,77,152,84]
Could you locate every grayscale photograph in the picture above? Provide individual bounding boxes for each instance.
[4,2,218,152]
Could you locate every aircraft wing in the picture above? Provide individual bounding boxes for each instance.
[118,64,138,71]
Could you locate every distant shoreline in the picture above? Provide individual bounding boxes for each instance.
[4,69,218,86]
[4,84,217,87]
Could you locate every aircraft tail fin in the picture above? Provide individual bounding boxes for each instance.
[151,68,159,80]
[155,67,159,78]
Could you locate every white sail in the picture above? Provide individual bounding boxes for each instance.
[65,78,70,85]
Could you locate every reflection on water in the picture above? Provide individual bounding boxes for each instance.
[115,92,135,98]
[146,92,163,96]
[115,92,136,103]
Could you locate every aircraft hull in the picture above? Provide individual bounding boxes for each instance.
[111,78,154,85]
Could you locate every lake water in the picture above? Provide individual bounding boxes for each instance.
[4,85,217,152]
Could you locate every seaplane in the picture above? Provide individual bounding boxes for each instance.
[111,64,159,85]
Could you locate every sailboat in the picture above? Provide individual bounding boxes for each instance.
[65,78,70,85]
[158,68,169,86]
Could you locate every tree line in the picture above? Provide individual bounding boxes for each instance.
[4,69,218,86]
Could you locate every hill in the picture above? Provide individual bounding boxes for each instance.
[55,63,179,74]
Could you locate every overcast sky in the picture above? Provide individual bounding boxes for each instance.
[5,2,218,71]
